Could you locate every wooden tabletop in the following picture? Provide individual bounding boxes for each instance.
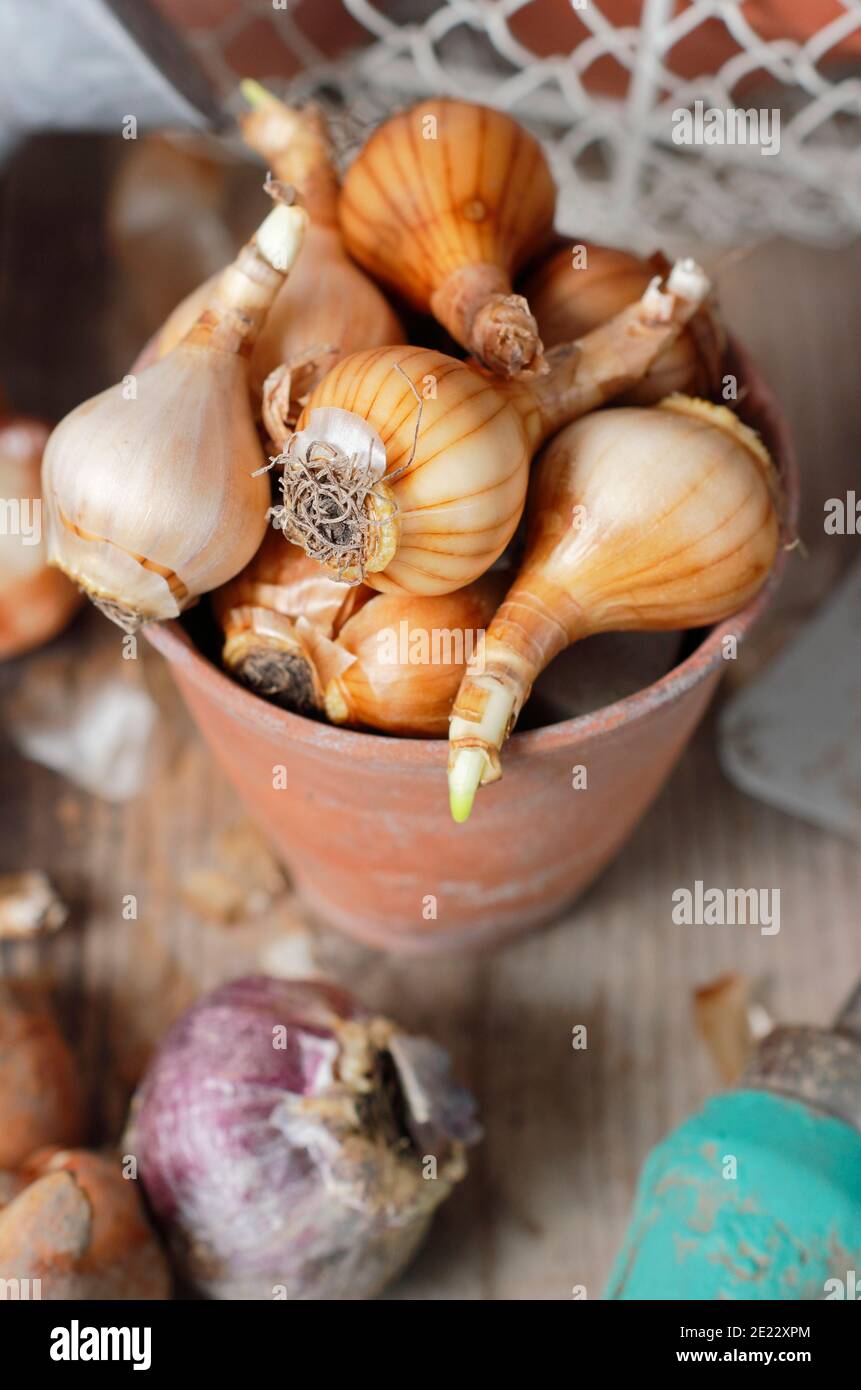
[1,136,859,1300]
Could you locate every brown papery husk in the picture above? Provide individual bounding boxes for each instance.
[214,530,372,708]
[523,242,726,405]
[155,97,404,404]
[339,99,556,377]
[214,529,369,635]
[448,397,781,809]
[221,607,325,712]
[278,266,711,595]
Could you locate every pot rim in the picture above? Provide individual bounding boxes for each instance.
[145,339,799,764]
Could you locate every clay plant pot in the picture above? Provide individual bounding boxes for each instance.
[145,343,797,954]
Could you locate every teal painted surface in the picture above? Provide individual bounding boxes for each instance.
[606,1091,861,1300]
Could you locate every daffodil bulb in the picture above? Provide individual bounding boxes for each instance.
[267,259,712,596]
[339,99,556,378]
[448,397,782,820]
[155,85,403,418]
[214,529,505,737]
[43,201,308,632]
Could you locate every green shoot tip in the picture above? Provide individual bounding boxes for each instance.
[448,748,485,824]
[449,789,474,824]
[241,78,277,110]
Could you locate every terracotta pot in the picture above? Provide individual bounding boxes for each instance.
[145,343,797,954]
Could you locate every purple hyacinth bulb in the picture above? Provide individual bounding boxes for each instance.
[125,976,480,1300]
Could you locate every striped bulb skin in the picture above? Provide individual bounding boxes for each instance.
[339,100,556,378]
[278,259,712,601]
[296,345,534,597]
[447,397,781,820]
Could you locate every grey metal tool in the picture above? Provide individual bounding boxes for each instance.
[0,0,225,163]
[719,559,861,841]
[743,980,861,1133]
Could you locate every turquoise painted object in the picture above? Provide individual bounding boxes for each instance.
[606,1090,861,1300]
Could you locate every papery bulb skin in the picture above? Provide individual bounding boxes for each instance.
[0,1171,90,1283]
[215,534,506,734]
[0,417,80,659]
[523,243,725,406]
[448,396,781,820]
[516,398,780,636]
[215,527,368,637]
[157,227,404,405]
[213,531,370,711]
[42,202,308,631]
[125,976,480,1301]
[339,99,556,377]
[42,350,271,629]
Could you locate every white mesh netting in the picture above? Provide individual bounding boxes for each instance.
[188,0,861,249]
